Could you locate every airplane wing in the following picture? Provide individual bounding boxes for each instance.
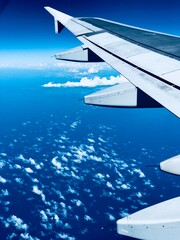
[45,7,180,118]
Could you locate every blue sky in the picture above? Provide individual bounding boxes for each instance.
[0,0,180,66]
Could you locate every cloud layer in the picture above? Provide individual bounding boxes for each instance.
[42,75,127,88]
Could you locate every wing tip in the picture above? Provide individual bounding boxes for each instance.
[44,6,52,12]
[44,6,73,23]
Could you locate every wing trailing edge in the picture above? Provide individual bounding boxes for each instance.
[84,82,161,108]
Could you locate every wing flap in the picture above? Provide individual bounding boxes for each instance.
[79,36,180,118]
[84,82,138,107]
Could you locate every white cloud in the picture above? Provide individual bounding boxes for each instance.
[106,181,114,189]
[0,176,7,183]
[89,155,102,162]
[57,233,75,240]
[14,164,21,169]
[33,186,42,195]
[98,137,106,143]
[0,153,7,157]
[32,178,39,183]
[60,202,68,218]
[133,168,145,178]
[105,213,116,221]
[87,138,95,143]
[0,162,5,168]
[29,158,36,165]
[7,215,28,231]
[54,214,60,224]
[20,233,40,240]
[42,75,127,88]
[95,173,105,179]
[54,61,106,71]
[17,154,26,161]
[76,200,83,207]
[32,186,46,202]
[136,192,143,198]
[1,189,9,196]
[25,168,33,173]
[70,120,81,129]
[35,164,41,170]
[7,233,17,239]
[15,178,24,184]
[40,210,48,222]
[84,215,94,222]
[52,157,62,169]
[71,199,83,207]
[88,66,100,73]
[121,184,131,190]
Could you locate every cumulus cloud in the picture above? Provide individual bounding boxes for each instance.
[7,215,28,231]
[20,233,39,240]
[40,210,48,222]
[17,154,26,161]
[133,168,145,178]
[25,168,33,173]
[57,233,75,240]
[32,185,46,202]
[71,199,83,207]
[88,66,100,74]
[121,184,131,190]
[52,157,62,169]
[42,75,127,88]
[33,186,42,195]
[0,176,7,183]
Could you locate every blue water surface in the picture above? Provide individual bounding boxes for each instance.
[0,68,179,240]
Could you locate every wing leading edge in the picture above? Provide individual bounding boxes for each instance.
[45,6,180,118]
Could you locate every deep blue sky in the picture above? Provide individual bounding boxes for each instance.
[0,0,180,65]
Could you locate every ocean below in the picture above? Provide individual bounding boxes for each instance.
[0,67,179,240]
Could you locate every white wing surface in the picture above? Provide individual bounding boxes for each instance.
[45,7,180,118]
[117,197,180,239]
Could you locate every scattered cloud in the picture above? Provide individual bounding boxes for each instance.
[0,111,158,239]
[32,185,46,202]
[51,157,62,169]
[84,215,94,223]
[32,185,42,195]
[0,176,7,183]
[88,66,100,73]
[7,215,28,231]
[25,167,33,174]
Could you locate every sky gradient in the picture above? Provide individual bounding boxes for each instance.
[0,0,180,66]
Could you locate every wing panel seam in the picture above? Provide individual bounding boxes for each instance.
[83,36,180,90]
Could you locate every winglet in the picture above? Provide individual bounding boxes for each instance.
[44,6,73,25]
[44,6,73,34]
